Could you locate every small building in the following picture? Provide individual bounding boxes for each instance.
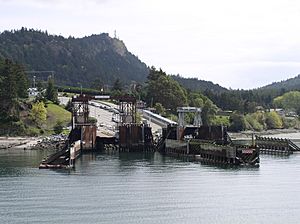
[269,108,285,117]
[28,88,38,97]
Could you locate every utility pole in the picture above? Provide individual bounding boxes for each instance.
[33,76,36,88]
[25,70,55,85]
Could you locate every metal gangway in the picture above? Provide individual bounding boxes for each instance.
[142,109,177,128]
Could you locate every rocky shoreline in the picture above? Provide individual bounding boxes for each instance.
[0,134,67,150]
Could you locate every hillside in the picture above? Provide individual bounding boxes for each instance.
[45,103,71,131]
[260,74,300,91]
[0,28,148,87]
[171,75,228,93]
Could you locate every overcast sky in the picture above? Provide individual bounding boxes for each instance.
[1,0,300,89]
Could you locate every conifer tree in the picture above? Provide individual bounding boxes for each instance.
[45,76,58,104]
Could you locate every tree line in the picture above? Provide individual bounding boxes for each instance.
[111,66,300,131]
[1,55,299,135]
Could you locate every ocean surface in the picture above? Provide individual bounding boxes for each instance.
[1,137,300,224]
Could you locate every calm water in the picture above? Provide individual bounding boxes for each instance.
[1,145,300,224]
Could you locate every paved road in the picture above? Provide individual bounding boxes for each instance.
[58,96,70,106]
[89,101,116,134]
[58,97,163,136]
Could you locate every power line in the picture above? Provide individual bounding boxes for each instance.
[25,71,55,74]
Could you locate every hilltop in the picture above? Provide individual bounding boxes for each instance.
[260,74,300,91]
[3,28,300,97]
[171,75,228,93]
[0,28,148,87]
[0,28,229,93]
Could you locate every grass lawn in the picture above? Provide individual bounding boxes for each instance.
[45,102,71,130]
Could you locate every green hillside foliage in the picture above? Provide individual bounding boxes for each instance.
[0,58,70,136]
[144,67,218,125]
[211,116,230,126]
[45,102,71,132]
[188,92,218,125]
[0,28,148,87]
[3,28,300,133]
[145,67,188,112]
[231,111,284,132]
[273,91,300,114]
[171,75,227,94]
[245,114,264,131]
[262,74,300,91]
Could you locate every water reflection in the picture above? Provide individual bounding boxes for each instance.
[1,148,300,224]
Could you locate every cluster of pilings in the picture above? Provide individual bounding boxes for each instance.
[118,124,154,152]
[255,135,300,155]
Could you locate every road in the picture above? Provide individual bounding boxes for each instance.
[58,96,163,136]
[89,101,116,136]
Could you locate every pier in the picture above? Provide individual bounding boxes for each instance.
[39,94,156,168]
[39,94,300,169]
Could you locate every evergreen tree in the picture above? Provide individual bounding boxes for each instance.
[229,113,248,132]
[45,76,58,104]
[201,99,218,125]
[0,59,28,121]
[146,67,188,112]
[112,78,123,92]
[13,63,29,98]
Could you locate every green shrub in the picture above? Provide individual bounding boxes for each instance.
[245,114,264,131]
[26,127,41,136]
[88,117,97,125]
[53,121,64,134]
[265,111,283,129]
[282,117,300,129]
[211,116,230,126]
[229,113,248,132]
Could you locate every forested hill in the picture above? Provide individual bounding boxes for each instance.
[171,75,228,93]
[260,74,300,91]
[0,28,148,87]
